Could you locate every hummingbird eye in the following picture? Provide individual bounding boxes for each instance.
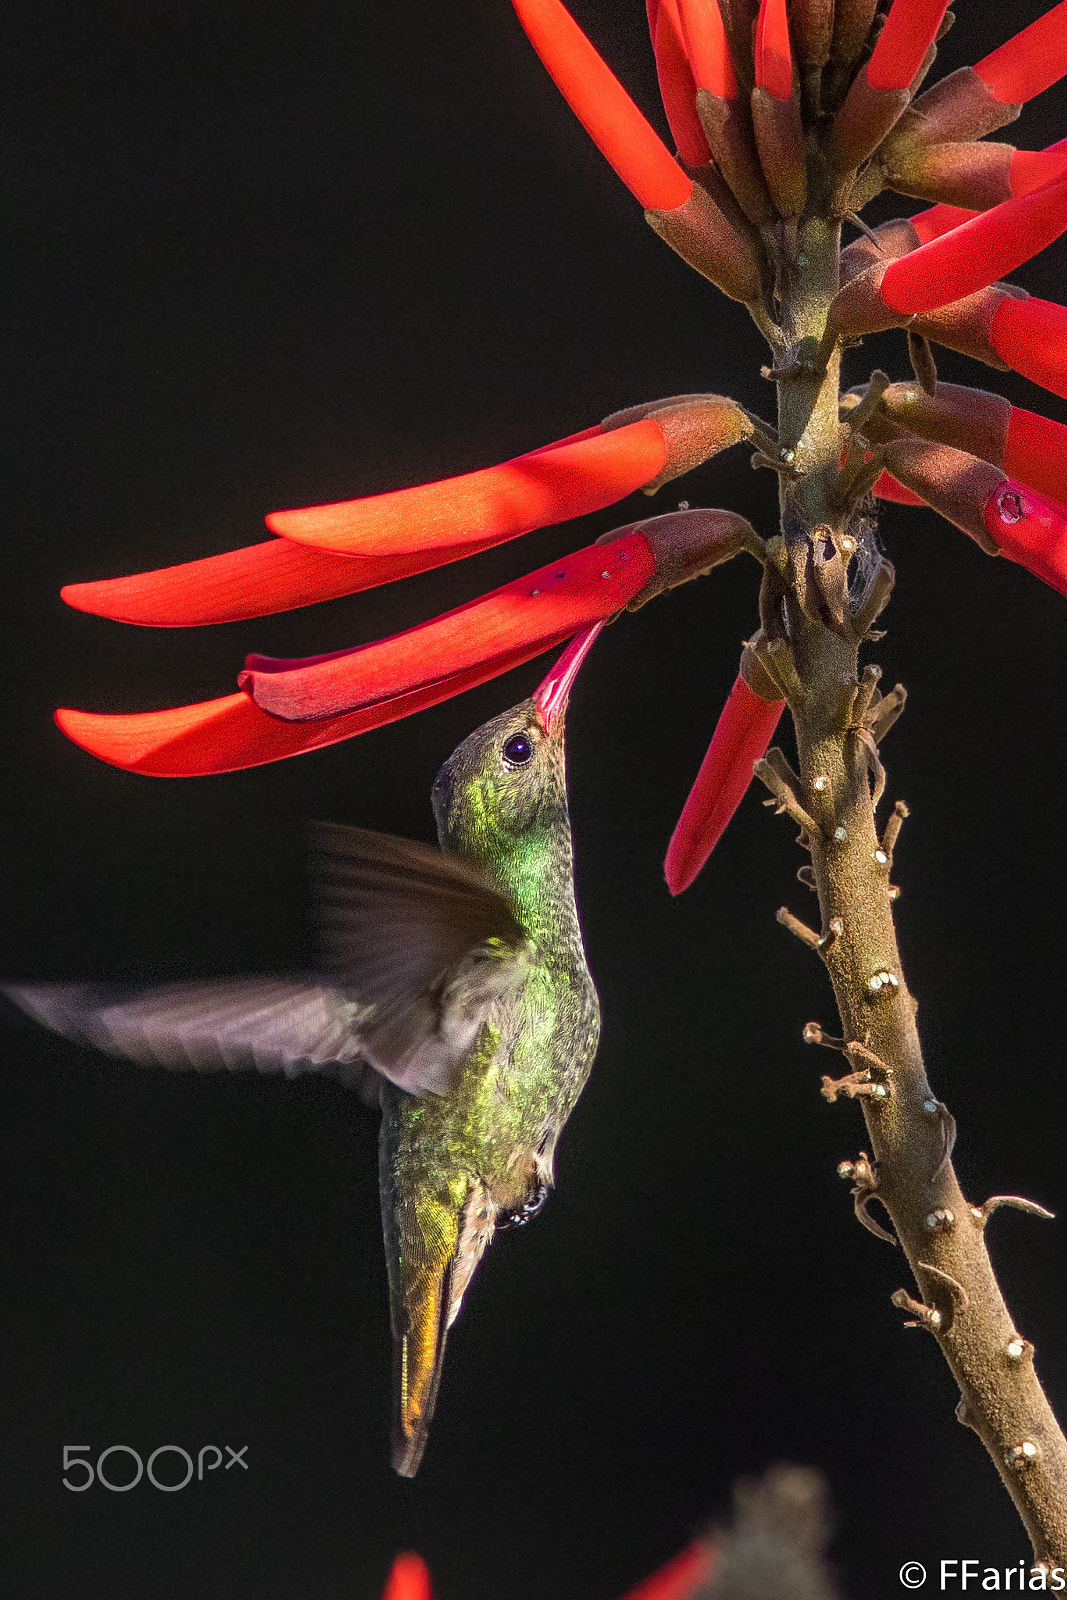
[501,733,534,768]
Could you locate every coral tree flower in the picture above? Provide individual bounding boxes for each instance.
[53,0,1067,891]
[376,1540,715,1600]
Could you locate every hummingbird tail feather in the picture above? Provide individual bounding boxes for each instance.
[389,1182,496,1477]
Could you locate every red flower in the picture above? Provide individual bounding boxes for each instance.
[379,1553,431,1600]
[50,0,1067,885]
[375,1540,715,1600]
[666,673,785,896]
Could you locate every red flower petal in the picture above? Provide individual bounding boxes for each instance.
[240,533,655,720]
[55,638,557,778]
[974,0,1067,105]
[617,1540,717,1600]
[912,138,1067,243]
[60,537,499,627]
[866,0,950,91]
[381,1553,432,1600]
[984,479,1067,593]
[267,419,668,555]
[755,0,794,101]
[510,0,692,211]
[881,171,1067,314]
[676,0,737,99]
[990,294,1067,399]
[665,675,785,895]
[651,0,712,166]
[1004,404,1067,500]
[872,471,926,505]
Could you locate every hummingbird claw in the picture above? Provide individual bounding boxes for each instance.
[497,1182,550,1229]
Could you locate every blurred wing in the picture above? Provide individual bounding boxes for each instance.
[3,977,371,1088]
[309,822,532,1093]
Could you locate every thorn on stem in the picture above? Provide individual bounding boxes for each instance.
[892,1287,943,1333]
[797,864,818,893]
[756,759,821,838]
[918,1262,969,1329]
[975,1195,1056,1227]
[777,906,821,948]
[882,799,909,860]
[821,1067,890,1102]
[803,1020,845,1050]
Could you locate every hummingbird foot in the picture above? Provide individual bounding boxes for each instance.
[497,1181,550,1229]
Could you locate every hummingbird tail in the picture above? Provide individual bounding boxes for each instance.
[388,1182,496,1478]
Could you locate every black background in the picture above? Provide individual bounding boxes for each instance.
[5,2,1067,1596]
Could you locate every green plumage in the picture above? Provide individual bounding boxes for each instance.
[382,695,600,1476]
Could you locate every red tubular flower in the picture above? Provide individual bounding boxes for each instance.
[56,534,654,774]
[59,420,667,625]
[677,0,737,99]
[239,536,651,721]
[881,436,1067,596]
[616,1539,717,1600]
[873,380,1067,507]
[989,294,1067,399]
[880,171,1067,312]
[984,480,1067,593]
[831,0,950,173]
[755,0,793,100]
[873,472,926,505]
[973,0,1067,105]
[829,177,1067,344]
[866,0,950,92]
[512,0,764,303]
[510,0,691,211]
[380,1552,432,1600]
[268,420,666,556]
[665,671,785,895]
[911,141,1067,241]
[648,0,712,167]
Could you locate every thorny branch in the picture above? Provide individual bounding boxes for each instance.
[754,192,1067,1551]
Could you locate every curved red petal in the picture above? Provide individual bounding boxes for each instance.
[755,0,794,100]
[990,295,1067,399]
[381,1553,432,1600]
[241,533,655,720]
[984,479,1067,594]
[60,536,500,627]
[267,420,667,555]
[1004,404,1067,501]
[974,0,1067,105]
[665,676,785,895]
[511,0,692,210]
[616,1540,717,1600]
[55,638,556,778]
[866,0,950,92]
[882,172,1067,314]
[653,0,712,166]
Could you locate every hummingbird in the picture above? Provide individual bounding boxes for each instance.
[6,623,604,1476]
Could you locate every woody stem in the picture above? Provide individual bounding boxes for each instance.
[769,207,1067,1562]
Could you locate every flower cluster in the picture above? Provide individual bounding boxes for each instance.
[56,0,1067,894]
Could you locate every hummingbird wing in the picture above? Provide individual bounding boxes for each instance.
[3,824,530,1099]
[310,821,531,1095]
[3,978,371,1089]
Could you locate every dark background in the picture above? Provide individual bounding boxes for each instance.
[4,2,1067,1595]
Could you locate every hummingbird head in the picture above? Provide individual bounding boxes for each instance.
[431,624,603,856]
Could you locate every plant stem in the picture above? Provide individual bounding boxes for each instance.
[767,210,1067,1563]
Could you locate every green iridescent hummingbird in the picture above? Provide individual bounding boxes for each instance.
[6,623,603,1476]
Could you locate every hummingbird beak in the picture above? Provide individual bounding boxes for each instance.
[532,622,605,735]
